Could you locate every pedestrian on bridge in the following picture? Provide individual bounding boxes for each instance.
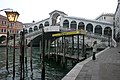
[92,41,97,60]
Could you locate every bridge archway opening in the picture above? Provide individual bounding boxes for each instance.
[29,27,33,33]
[95,25,102,35]
[86,23,93,32]
[63,19,69,29]
[78,22,85,30]
[34,26,38,31]
[44,21,49,26]
[52,13,61,26]
[24,29,28,34]
[104,27,112,36]
[70,21,77,30]
[39,24,43,29]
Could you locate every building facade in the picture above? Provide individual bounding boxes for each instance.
[0,14,23,37]
[24,10,113,38]
[96,13,114,23]
[115,0,120,41]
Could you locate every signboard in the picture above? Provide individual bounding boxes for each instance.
[52,30,87,37]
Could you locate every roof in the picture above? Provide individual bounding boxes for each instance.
[49,10,67,16]
[115,2,120,15]
[0,14,7,20]
[64,16,112,25]
[95,13,114,20]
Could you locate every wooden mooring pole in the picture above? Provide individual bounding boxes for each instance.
[63,36,66,68]
[48,40,51,59]
[56,40,58,62]
[72,36,74,55]
[39,40,41,59]
[20,30,25,80]
[77,35,79,61]
[13,34,16,79]
[41,29,45,80]
[30,40,33,73]
[6,30,9,72]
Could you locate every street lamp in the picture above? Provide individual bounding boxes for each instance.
[5,10,19,74]
[5,11,19,22]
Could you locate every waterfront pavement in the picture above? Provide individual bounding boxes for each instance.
[62,43,120,80]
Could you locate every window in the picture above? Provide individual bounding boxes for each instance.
[4,29,6,32]
[1,29,4,32]
[2,21,7,26]
[10,30,12,33]
[11,22,14,27]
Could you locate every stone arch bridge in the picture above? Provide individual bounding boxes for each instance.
[15,10,116,47]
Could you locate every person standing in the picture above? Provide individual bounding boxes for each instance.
[92,41,97,60]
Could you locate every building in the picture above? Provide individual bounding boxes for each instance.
[96,13,114,23]
[115,0,120,41]
[0,14,23,37]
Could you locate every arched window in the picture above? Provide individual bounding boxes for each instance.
[34,26,38,31]
[78,22,85,30]
[95,25,102,35]
[104,27,112,36]
[29,27,33,33]
[39,24,43,29]
[70,21,77,30]
[63,19,69,28]
[52,13,60,26]
[86,23,93,32]
[44,21,49,26]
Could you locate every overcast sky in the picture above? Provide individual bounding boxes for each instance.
[0,0,118,23]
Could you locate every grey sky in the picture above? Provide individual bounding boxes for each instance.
[0,0,117,23]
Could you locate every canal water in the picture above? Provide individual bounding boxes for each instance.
[0,47,76,80]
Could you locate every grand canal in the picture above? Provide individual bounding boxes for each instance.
[0,47,75,80]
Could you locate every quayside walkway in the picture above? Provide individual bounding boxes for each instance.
[62,43,120,80]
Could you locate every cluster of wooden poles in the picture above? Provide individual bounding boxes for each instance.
[5,29,34,80]
[5,29,87,80]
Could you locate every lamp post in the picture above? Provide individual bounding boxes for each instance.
[5,11,19,76]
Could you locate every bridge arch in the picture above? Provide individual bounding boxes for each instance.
[44,21,49,26]
[34,26,38,31]
[63,19,69,29]
[39,23,43,29]
[86,23,93,32]
[29,27,33,33]
[94,25,102,35]
[24,29,28,34]
[70,21,77,30]
[78,22,85,30]
[104,27,112,36]
[51,12,61,26]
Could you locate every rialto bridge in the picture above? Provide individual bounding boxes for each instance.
[18,10,116,47]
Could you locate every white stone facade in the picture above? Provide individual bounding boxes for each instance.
[23,10,114,38]
[115,0,120,40]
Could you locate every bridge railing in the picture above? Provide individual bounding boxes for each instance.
[25,29,42,38]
